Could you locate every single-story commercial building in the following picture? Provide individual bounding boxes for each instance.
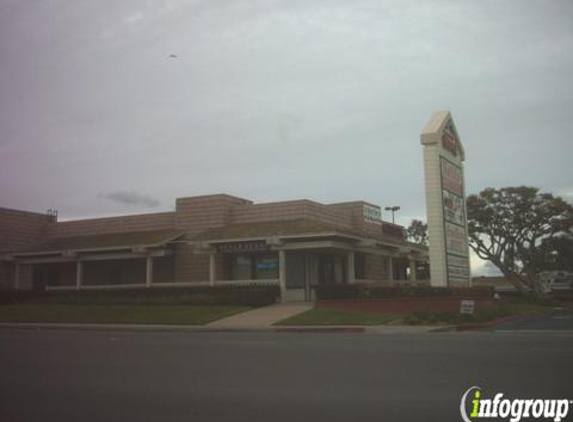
[0,194,429,301]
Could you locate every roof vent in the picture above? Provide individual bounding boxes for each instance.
[47,209,58,223]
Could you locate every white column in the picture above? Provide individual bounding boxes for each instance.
[409,258,417,282]
[145,256,153,287]
[209,252,216,287]
[387,257,394,283]
[347,251,355,284]
[14,263,20,290]
[76,261,83,290]
[279,250,287,301]
[304,252,310,301]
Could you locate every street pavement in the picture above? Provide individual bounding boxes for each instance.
[1,328,571,422]
[492,307,573,332]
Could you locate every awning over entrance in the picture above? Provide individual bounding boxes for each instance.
[191,218,427,259]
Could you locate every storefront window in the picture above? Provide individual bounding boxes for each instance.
[232,255,253,280]
[230,254,279,280]
[255,255,278,279]
[318,254,346,284]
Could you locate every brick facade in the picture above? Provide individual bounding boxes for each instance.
[363,254,390,282]
[0,208,54,289]
[1,194,426,290]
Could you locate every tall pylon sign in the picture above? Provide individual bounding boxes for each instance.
[420,111,471,287]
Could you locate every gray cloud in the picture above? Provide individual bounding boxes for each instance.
[0,0,571,259]
[101,191,160,208]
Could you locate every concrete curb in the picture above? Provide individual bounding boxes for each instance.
[0,322,448,334]
[274,326,365,333]
[455,314,543,332]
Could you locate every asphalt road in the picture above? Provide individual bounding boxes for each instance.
[492,308,573,332]
[1,328,572,422]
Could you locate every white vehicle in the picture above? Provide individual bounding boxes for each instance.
[536,271,573,293]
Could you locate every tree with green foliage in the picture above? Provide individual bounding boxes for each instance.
[466,186,573,299]
[406,219,428,246]
[538,236,573,272]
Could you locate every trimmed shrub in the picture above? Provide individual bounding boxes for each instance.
[0,284,280,307]
[315,283,494,301]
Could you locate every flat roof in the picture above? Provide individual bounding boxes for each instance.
[10,229,185,256]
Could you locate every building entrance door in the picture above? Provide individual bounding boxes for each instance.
[284,251,320,301]
[318,254,346,284]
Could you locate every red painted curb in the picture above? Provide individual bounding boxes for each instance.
[274,327,365,333]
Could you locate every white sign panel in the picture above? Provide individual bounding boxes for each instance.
[444,222,468,255]
[460,300,475,315]
[363,204,382,225]
[443,189,465,226]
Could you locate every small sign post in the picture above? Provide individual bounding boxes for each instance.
[460,300,475,315]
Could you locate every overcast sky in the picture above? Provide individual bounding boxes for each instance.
[1,1,572,275]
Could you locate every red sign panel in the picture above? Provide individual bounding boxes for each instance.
[441,158,463,196]
[382,223,405,239]
[441,120,459,156]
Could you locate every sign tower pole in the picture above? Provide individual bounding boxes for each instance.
[420,111,471,287]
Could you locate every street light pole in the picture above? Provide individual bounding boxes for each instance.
[384,206,400,224]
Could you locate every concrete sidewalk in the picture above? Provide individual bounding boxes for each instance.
[206,302,313,329]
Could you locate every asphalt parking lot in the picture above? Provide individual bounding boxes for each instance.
[1,328,572,422]
[492,307,573,332]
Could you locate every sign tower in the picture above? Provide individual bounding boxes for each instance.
[420,111,471,287]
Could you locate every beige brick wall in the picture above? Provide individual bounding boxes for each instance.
[329,201,407,241]
[175,194,251,234]
[364,254,389,281]
[0,208,52,252]
[0,208,52,289]
[174,244,210,282]
[152,256,175,284]
[174,195,251,282]
[230,199,354,229]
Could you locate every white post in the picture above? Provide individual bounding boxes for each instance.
[76,261,83,290]
[209,252,216,287]
[409,258,417,282]
[279,250,287,301]
[347,251,355,284]
[145,256,153,287]
[14,263,20,290]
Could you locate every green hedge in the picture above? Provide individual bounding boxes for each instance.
[314,283,494,301]
[0,285,280,307]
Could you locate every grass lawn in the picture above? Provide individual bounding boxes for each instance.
[0,304,251,325]
[275,301,554,326]
[274,307,400,326]
[404,301,552,325]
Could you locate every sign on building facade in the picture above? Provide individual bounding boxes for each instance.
[363,204,382,224]
[420,111,471,287]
